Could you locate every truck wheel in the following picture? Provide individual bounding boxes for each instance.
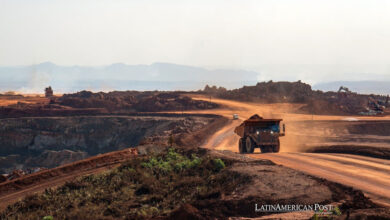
[245,137,254,153]
[239,138,246,154]
[272,140,280,153]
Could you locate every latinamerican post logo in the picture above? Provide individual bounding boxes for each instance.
[255,203,341,216]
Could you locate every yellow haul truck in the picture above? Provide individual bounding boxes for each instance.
[234,114,285,153]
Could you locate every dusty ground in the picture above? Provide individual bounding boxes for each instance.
[253,153,390,207]
[0,94,49,106]
[227,162,332,203]
[184,95,390,152]
[186,95,390,208]
[186,150,379,219]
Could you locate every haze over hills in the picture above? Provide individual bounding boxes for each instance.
[0,62,389,95]
[0,62,258,93]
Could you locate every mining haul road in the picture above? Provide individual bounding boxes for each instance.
[187,95,390,207]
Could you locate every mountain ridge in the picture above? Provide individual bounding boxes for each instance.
[0,62,259,92]
[0,62,389,95]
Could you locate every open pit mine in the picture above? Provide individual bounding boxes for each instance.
[0,82,389,219]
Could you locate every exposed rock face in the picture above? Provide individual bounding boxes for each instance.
[25,150,89,168]
[0,115,213,173]
[0,155,22,173]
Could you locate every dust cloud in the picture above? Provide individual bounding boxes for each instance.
[186,95,356,153]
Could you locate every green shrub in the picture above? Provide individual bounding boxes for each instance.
[142,148,202,174]
[141,157,159,168]
[43,216,54,220]
[190,154,202,167]
[167,147,182,161]
[213,158,225,172]
[332,206,342,216]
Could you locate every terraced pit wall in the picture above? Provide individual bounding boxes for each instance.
[0,113,227,173]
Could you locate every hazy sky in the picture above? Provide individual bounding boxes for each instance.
[1,0,390,83]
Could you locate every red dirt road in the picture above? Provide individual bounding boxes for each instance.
[252,153,390,207]
[191,95,390,207]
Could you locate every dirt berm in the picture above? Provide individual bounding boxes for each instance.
[188,150,382,219]
[307,145,390,160]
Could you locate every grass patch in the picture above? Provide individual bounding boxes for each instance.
[1,148,247,219]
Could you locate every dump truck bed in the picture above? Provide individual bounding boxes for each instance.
[234,118,282,138]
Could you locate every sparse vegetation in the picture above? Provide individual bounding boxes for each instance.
[1,148,247,219]
[213,158,226,172]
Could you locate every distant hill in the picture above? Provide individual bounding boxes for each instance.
[2,63,388,95]
[0,62,258,93]
[313,81,390,95]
